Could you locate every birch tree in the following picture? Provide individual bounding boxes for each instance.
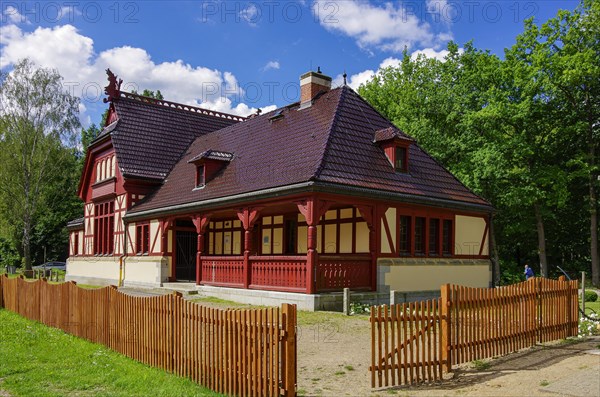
[0,59,80,269]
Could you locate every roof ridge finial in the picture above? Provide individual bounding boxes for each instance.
[343,70,347,86]
[104,68,122,103]
[317,66,321,73]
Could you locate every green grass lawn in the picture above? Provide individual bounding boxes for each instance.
[0,309,221,397]
[189,295,370,326]
[581,299,600,316]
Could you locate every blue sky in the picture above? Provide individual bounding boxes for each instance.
[0,1,580,128]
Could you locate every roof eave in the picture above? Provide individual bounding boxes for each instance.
[123,181,493,222]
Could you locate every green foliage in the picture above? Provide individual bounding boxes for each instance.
[131,88,164,99]
[349,302,371,315]
[471,360,491,371]
[0,309,219,396]
[0,59,81,269]
[584,291,598,303]
[578,311,600,336]
[359,2,600,280]
[0,237,19,267]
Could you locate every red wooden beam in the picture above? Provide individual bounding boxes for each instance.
[236,207,263,288]
[295,197,333,294]
[192,214,212,285]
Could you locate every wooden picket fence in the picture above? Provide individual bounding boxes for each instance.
[370,277,579,388]
[0,275,297,397]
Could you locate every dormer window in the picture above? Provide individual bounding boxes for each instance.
[188,149,234,190]
[395,146,408,172]
[374,126,414,174]
[196,165,206,188]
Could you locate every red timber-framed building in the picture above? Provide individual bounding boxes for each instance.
[66,69,493,309]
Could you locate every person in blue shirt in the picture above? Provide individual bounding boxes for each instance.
[524,264,535,280]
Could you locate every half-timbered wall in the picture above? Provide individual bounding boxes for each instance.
[454,215,489,257]
[377,206,491,293]
[113,194,127,255]
[297,208,369,254]
[207,219,243,255]
[83,203,95,255]
[69,230,84,256]
[129,219,164,256]
[379,207,489,259]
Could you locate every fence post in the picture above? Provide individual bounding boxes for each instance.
[581,272,586,315]
[343,288,350,315]
[440,284,451,373]
[566,277,573,337]
[171,291,182,374]
[281,303,297,397]
[536,277,542,343]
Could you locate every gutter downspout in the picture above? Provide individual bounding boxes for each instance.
[118,255,125,287]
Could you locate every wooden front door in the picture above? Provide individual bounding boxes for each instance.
[175,231,196,281]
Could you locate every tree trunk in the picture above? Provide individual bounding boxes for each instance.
[589,123,599,287]
[23,220,32,270]
[534,203,548,277]
[489,214,501,286]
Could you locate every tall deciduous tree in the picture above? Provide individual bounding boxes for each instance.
[0,59,80,269]
[510,0,599,285]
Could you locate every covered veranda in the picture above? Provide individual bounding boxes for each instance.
[163,195,379,294]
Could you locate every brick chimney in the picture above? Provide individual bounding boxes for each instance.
[300,67,332,109]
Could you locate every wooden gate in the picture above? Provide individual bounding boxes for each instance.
[370,277,579,388]
[370,299,443,387]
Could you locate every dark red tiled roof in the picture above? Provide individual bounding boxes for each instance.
[316,88,489,205]
[109,95,240,181]
[129,86,490,215]
[373,126,414,143]
[188,149,234,163]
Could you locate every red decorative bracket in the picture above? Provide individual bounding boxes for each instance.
[295,198,332,226]
[356,205,375,229]
[160,217,175,237]
[192,214,212,234]
[236,207,263,230]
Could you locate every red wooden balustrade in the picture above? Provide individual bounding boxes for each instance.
[316,255,372,291]
[200,256,244,287]
[199,254,372,293]
[249,256,307,292]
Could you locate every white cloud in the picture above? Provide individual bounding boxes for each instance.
[2,6,30,24]
[379,57,402,69]
[261,60,280,72]
[0,23,273,118]
[426,0,449,15]
[312,0,451,53]
[239,3,259,26]
[333,48,460,90]
[411,47,463,61]
[333,57,401,90]
[333,69,375,90]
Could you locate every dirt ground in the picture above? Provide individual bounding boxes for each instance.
[101,290,600,397]
[296,313,600,397]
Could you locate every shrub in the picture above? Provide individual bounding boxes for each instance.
[579,312,600,336]
[349,302,370,315]
[584,290,598,302]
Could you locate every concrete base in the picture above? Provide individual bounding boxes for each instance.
[65,274,162,289]
[64,275,440,311]
[195,285,440,311]
[162,282,198,295]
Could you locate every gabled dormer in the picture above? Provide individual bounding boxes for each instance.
[374,127,414,173]
[188,150,234,189]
